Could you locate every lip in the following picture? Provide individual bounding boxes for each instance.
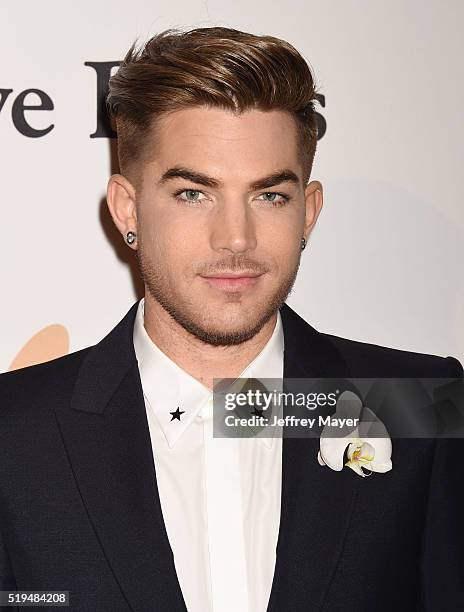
[200,273,264,291]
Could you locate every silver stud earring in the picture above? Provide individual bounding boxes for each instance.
[301,237,307,251]
[126,231,137,245]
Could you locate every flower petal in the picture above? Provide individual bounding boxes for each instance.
[368,436,392,462]
[370,459,393,473]
[359,406,391,439]
[319,437,352,471]
[335,391,363,420]
[359,441,375,461]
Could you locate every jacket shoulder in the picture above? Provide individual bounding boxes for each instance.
[321,331,463,378]
[0,347,92,417]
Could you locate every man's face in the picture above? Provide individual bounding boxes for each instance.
[114,106,322,345]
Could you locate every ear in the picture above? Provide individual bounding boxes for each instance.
[106,174,138,249]
[303,180,323,241]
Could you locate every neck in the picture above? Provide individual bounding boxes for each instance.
[142,294,278,391]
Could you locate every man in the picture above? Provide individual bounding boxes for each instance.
[0,26,462,612]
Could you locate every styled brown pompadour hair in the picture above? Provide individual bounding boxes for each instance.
[106,26,319,186]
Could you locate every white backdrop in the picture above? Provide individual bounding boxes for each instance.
[2,0,463,372]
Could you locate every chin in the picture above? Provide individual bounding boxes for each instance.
[200,305,260,325]
[178,306,268,346]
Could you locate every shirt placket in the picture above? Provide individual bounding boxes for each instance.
[201,396,249,612]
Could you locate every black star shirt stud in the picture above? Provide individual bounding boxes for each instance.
[170,407,185,422]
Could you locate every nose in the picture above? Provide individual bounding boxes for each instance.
[209,197,257,254]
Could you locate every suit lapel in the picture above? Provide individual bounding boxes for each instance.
[266,304,361,611]
[54,301,187,612]
[55,299,359,611]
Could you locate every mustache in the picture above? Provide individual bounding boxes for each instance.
[196,257,269,276]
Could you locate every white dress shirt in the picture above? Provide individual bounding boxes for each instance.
[133,298,284,612]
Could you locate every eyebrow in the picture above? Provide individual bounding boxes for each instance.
[158,166,300,190]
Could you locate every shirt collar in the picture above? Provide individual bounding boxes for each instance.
[133,298,284,449]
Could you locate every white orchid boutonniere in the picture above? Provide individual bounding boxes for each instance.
[317,390,392,478]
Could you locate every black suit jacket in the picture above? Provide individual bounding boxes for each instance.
[0,300,463,611]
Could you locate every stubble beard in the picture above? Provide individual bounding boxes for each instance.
[136,248,301,346]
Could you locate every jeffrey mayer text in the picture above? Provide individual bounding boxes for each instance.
[224,414,360,428]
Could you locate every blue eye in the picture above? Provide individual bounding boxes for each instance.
[181,189,201,202]
[258,192,290,206]
[174,189,205,202]
[172,188,290,207]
